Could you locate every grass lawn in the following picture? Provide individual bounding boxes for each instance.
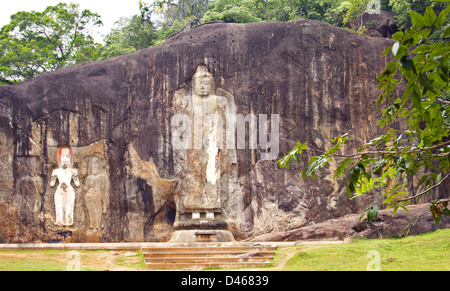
[275,228,450,271]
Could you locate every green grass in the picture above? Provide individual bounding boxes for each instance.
[281,229,450,271]
[0,258,66,271]
[113,250,147,270]
[0,250,70,271]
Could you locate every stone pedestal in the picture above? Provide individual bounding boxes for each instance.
[169,229,235,243]
[170,210,235,242]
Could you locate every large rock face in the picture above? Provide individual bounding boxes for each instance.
[0,20,396,243]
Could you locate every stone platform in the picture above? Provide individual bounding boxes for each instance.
[169,229,235,243]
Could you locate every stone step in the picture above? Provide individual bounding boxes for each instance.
[145,261,271,270]
[142,251,275,258]
[144,256,270,264]
[142,246,276,253]
[142,245,277,270]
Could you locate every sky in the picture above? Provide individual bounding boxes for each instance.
[0,0,150,43]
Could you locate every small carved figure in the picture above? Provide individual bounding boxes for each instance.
[50,147,80,226]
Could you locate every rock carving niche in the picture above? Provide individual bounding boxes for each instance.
[172,64,240,224]
[49,147,80,227]
[0,128,14,193]
[126,143,178,239]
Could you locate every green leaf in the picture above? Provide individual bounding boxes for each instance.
[400,205,411,214]
[426,103,441,120]
[419,175,428,187]
[410,28,432,44]
[347,182,356,197]
[412,44,431,54]
[392,31,403,41]
[301,168,307,180]
[382,45,393,56]
[438,54,449,83]
[392,205,399,216]
[411,85,423,115]
[293,153,300,164]
[444,25,450,38]
[435,4,450,28]
[443,208,450,217]
[418,73,435,93]
[400,57,416,72]
[424,6,436,27]
[410,11,425,29]
[436,173,442,184]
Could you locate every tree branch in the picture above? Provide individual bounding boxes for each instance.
[0,77,14,85]
[437,98,450,104]
[335,140,450,158]
[399,172,450,202]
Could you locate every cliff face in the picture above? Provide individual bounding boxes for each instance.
[0,20,392,242]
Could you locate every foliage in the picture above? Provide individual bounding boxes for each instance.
[153,0,210,29]
[203,0,264,23]
[202,0,349,26]
[278,1,450,224]
[0,3,102,85]
[202,0,263,23]
[342,0,372,34]
[389,0,445,31]
[146,0,211,46]
[99,1,156,59]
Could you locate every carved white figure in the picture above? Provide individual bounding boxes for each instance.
[50,147,80,226]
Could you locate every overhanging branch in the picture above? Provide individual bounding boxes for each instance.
[334,140,450,158]
[399,172,450,202]
[0,77,14,85]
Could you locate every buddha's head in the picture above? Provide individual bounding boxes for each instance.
[193,65,215,97]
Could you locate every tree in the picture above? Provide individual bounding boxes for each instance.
[154,0,210,28]
[280,0,347,24]
[99,1,156,59]
[0,3,102,85]
[201,0,347,25]
[278,1,450,224]
[202,0,263,23]
[342,0,371,32]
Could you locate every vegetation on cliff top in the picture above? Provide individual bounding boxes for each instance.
[1,0,446,85]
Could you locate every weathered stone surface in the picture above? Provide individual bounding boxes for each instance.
[349,11,398,38]
[1,19,445,243]
[247,203,450,241]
